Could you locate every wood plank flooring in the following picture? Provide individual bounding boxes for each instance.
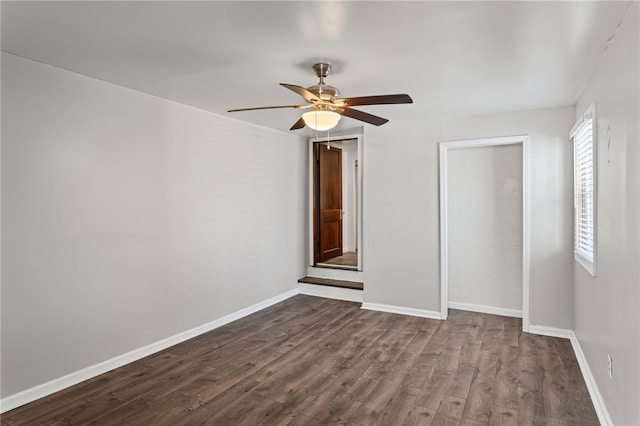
[319,251,358,268]
[2,295,599,425]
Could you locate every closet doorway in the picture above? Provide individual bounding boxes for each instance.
[439,136,530,331]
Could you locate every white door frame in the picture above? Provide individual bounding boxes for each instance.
[439,135,530,332]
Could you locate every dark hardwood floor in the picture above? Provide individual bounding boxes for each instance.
[2,295,599,425]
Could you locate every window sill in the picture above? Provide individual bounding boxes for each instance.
[575,253,596,277]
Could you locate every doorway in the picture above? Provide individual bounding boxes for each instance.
[439,136,530,331]
[309,136,362,271]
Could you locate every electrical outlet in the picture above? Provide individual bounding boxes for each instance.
[607,354,613,379]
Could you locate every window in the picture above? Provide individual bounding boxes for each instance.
[570,104,596,275]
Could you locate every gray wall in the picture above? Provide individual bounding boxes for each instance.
[362,106,575,328]
[448,144,523,312]
[572,3,640,425]
[1,53,308,398]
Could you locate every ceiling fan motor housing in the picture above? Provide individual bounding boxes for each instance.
[306,84,340,101]
[307,63,340,101]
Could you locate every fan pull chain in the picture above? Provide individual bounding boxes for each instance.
[314,109,319,140]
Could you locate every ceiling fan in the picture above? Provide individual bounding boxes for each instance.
[228,63,413,131]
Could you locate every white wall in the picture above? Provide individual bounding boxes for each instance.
[0,53,307,399]
[572,3,639,425]
[363,105,575,328]
[448,144,523,312]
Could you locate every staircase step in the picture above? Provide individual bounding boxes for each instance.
[297,276,364,291]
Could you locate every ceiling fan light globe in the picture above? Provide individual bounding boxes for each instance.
[302,110,341,131]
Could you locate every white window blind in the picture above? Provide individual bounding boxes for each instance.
[571,104,596,275]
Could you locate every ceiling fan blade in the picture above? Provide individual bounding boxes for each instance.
[228,104,308,112]
[339,108,389,126]
[337,94,413,107]
[280,83,322,103]
[290,117,306,130]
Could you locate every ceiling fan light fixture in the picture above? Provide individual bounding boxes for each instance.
[302,110,341,131]
[229,62,412,131]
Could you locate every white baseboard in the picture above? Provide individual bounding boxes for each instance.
[568,331,613,426]
[298,283,363,303]
[527,325,612,426]
[361,302,442,320]
[448,301,523,318]
[527,324,573,339]
[0,288,299,414]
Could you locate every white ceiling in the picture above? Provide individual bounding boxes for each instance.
[1,1,631,134]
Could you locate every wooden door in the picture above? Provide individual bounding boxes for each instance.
[315,144,343,263]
